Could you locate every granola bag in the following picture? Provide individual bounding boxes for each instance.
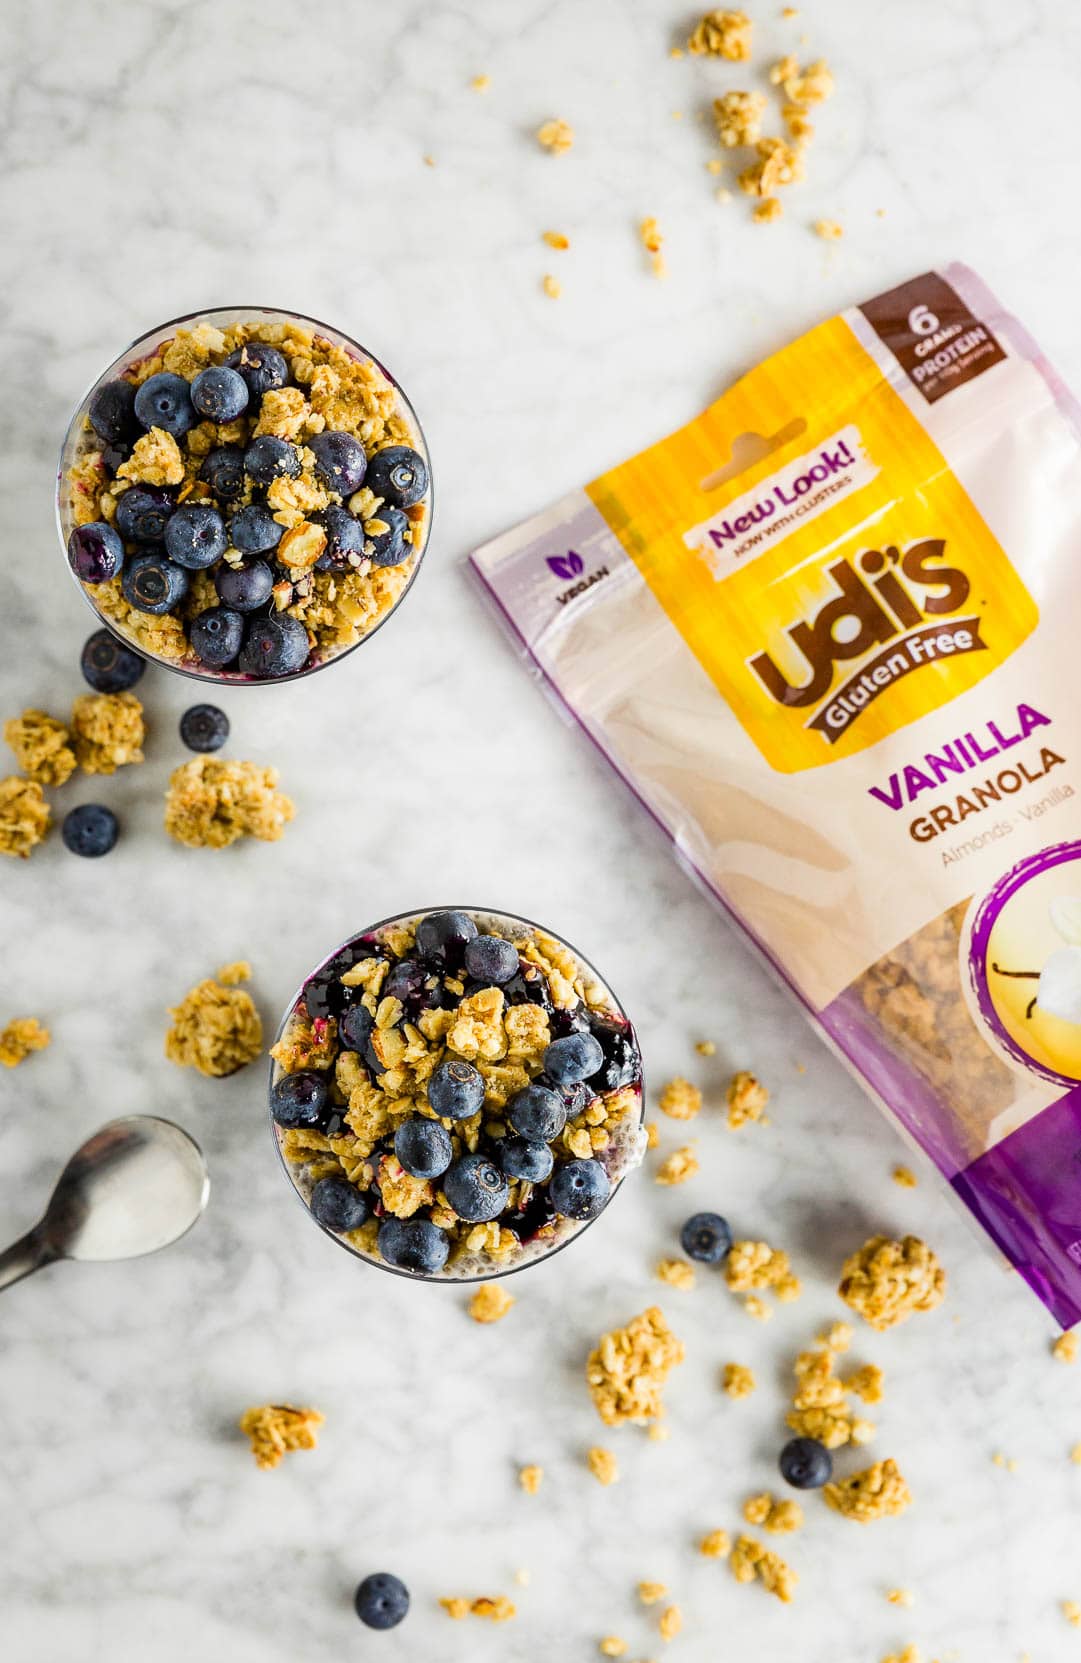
[472,265,1081,1327]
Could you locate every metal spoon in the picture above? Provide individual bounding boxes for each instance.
[0,1115,209,1293]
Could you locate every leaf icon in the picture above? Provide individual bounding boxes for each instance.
[546,551,584,581]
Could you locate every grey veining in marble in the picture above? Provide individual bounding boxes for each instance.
[3,1,1080,1658]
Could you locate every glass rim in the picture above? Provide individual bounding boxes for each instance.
[55,304,434,688]
[268,904,646,1286]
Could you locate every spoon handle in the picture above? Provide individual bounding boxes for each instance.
[0,1228,53,1293]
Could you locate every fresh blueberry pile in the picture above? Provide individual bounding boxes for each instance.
[270,910,643,1276]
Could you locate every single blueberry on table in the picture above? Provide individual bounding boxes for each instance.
[779,1437,832,1490]
[543,1031,605,1087]
[428,1057,485,1121]
[88,378,138,444]
[225,341,289,401]
[190,364,249,422]
[464,934,520,986]
[115,485,175,545]
[61,803,118,858]
[310,1175,369,1233]
[122,550,189,614]
[244,434,301,484]
[680,1211,732,1265]
[499,1136,554,1183]
[189,607,244,668]
[199,446,247,502]
[507,1083,566,1143]
[364,503,410,567]
[133,371,196,438]
[366,444,429,508]
[309,430,367,494]
[550,1157,611,1221]
[415,910,478,971]
[314,504,364,571]
[80,629,146,693]
[354,1573,410,1630]
[377,1217,449,1276]
[164,503,227,570]
[270,1070,328,1129]
[67,521,124,584]
[238,613,309,678]
[337,1002,374,1054]
[179,704,229,753]
[215,559,274,613]
[442,1152,509,1222]
[394,1117,452,1180]
[229,503,282,555]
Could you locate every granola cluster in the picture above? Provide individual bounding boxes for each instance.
[165,965,263,1078]
[726,1069,768,1128]
[440,1595,516,1621]
[743,1492,803,1533]
[239,1403,324,1470]
[725,1239,801,1309]
[586,1306,685,1427]
[164,757,295,848]
[729,1533,797,1601]
[70,692,145,774]
[658,1076,701,1120]
[3,711,76,786]
[0,693,145,859]
[688,9,752,60]
[0,776,51,859]
[823,1457,912,1522]
[838,1235,946,1331]
[0,1016,51,1068]
[785,1341,879,1450]
[67,316,429,677]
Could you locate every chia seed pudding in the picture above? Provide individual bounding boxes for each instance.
[58,307,431,685]
[269,908,646,1280]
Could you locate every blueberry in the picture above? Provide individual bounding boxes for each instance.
[225,341,289,401]
[229,503,282,555]
[428,1058,485,1121]
[365,503,410,567]
[189,607,244,667]
[499,1136,554,1183]
[164,503,227,570]
[338,1003,373,1053]
[680,1211,732,1265]
[80,629,145,693]
[199,446,247,502]
[122,550,189,614]
[587,1013,642,1091]
[779,1437,832,1490]
[314,504,364,571]
[88,378,138,444]
[180,703,229,753]
[353,1573,410,1630]
[101,440,133,475]
[239,613,309,678]
[309,430,367,494]
[61,803,118,857]
[310,1175,369,1233]
[383,958,428,1005]
[67,521,124,584]
[244,435,300,484]
[271,1070,329,1129]
[133,371,196,438]
[395,1117,453,1180]
[443,1152,509,1222]
[464,934,520,986]
[190,365,249,422]
[415,910,478,971]
[507,1084,566,1142]
[366,444,429,509]
[115,485,175,544]
[377,1217,449,1276]
[550,1158,611,1221]
[543,1031,605,1087]
[504,968,554,1013]
[215,559,274,613]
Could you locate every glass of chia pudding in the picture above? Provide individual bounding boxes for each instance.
[57,307,432,685]
[269,908,646,1281]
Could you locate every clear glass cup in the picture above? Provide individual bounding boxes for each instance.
[56,306,433,687]
[269,906,646,1284]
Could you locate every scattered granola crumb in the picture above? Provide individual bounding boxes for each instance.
[772,55,834,106]
[70,692,144,775]
[519,1463,544,1495]
[745,1296,773,1321]
[440,1596,516,1622]
[821,1321,853,1353]
[892,1164,918,1188]
[0,1017,51,1068]
[695,1040,716,1055]
[441,1598,469,1620]
[638,1582,668,1606]
[1071,1443,1081,1464]
[722,1362,757,1399]
[743,1492,803,1533]
[543,230,570,250]
[740,137,804,198]
[4,711,76,787]
[838,1236,945,1331]
[587,1307,685,1427]
[423,153,436,166]
[659,1077,702,1121]
[470,74,490,91]
[537,118,574,155]
[716,187,732,203]
[645,1120,659,1150]
[706,159,724,176]
[514,1568,531,1587]
[669,46,685,59]
[217,961,251,986]
[469,1283,515,1324]
[687,9,752,61]
[639,217,666,277]
[239,1404,324,1469]
[881,1647,920,1663]
[657,1258,696,1291]
[726,1240,792,1293]
[655,1146,698,1185]
[1064,1600,1081,1627]
[887,1588,915,1608]
[726,1071,769,1129]
[165,971,262,1078]
[588,1446,620,1486]
[730,1535,797,1601]
[648,1422,671,1443]
[0,776,50,859]
[713,90,768,149]
[814,218,844,241]
[1053,1330,1078,1363]
[824,1458,912,1522]
[753,197,783,224]
[600,1640,628,1658]
[542,274,562,300]
[782,4,799,14]
[658,1605,682,1642]
[699,1529,731,1558]
[844,1363,885,1405]
[164,757,294,848]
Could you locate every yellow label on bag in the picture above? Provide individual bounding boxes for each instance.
[586,315,1038,772]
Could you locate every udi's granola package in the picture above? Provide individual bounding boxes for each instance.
[472,265,1081,1327]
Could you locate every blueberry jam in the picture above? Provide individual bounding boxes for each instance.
[270,909,645,1278]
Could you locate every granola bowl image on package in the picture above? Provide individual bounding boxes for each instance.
[57,307,433,686]
[268,907,647,1282]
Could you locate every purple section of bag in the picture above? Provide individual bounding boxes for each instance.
[952,1086,1081,1328]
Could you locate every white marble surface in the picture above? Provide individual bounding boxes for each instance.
[3,1,1081,1658]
